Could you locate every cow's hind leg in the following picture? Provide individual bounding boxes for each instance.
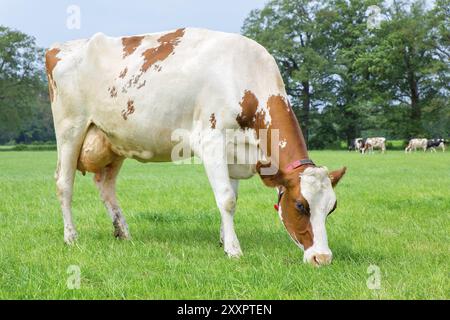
[55,127,88,244]
[93,159,130,239]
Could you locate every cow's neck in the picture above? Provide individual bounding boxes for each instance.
[257,95,310,186]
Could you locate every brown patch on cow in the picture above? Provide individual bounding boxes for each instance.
[265,94,309,170]
[235,90,267,137]
[278,179,314,250]
[132,73,142,85]
[119,67,128,79]
[140,28,185,73]
[237,90,258,129]
[253,94,315,249]
[210,113,217,129]
[154,64,163,72]
[121,100,135,120]
[108,86,118,98]
[45,48,61,102]
[281,202,314,249]
[137,81,147,89]
[158,28,185,43]
[256,94,311,189]
[329,167,347,188]
[122,36,145,58]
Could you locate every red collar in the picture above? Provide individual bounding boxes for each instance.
[285,159,315,173]
[274,188,285,211]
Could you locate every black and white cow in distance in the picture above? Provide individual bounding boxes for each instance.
[427,139,446,152]
[362,137,386,154]
[348,138,364,152]
[45,28,347,266]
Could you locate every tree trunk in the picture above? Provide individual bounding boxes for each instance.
[404,47,421,136]
[409,72,420,121]
[301,81,311,146]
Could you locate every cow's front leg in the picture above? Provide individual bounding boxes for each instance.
[210,173,241,258]
[220,179,239,247]
[201,158,242,258]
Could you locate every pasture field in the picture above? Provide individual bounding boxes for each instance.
[0,150,448,299]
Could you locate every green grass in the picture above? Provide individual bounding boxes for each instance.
[0,150,448,299]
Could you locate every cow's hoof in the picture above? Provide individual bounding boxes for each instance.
[224,245,243,258]
[226,250,243,259]
[114,228,131,240]
[113,220,130,240]
[64,231,78,245]
[219,226,224,247]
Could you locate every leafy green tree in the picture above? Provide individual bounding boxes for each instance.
[319,0,383,145]
[15,85,55,143]
[355,0,449,137]
[429,0,450,61]
[242,0,334,144]
[242,0,385,147]
[0,26,51,144]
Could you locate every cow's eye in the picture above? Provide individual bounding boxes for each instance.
[295,202,308,215]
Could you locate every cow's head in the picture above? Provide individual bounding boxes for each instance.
[355,139,364,150]
[275,166,346,266]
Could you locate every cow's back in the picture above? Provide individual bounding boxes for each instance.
[48,28,285,162]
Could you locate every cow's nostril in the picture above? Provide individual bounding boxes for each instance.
[313,255,320,266]
[311,253,332,266]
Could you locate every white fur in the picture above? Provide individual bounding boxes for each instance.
[300,167,335,263]
[364,137,386,154]
[405,138,427,153]
[279,139,287,149]
[354,138,364,152]
[50,28,288,256]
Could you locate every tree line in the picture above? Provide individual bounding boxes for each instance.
[242,0,449,148]
[0,26,54,144]
[0,0,448,148]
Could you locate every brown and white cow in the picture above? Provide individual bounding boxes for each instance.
[362,137,386,154]
[46,28,346,266]
[405,138,428,153]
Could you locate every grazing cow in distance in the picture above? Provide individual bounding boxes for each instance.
[362,137,386,154]
[46,28,347,266]
[427,139,446,152]
[349,138,364,152]
[405,138,428,153]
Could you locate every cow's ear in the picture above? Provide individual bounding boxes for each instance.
[329,167,347,188]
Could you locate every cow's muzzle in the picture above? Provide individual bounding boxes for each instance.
[304,250,333,267]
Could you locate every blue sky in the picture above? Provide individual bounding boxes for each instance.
[0,0,436,48]
[0,0,268,47]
